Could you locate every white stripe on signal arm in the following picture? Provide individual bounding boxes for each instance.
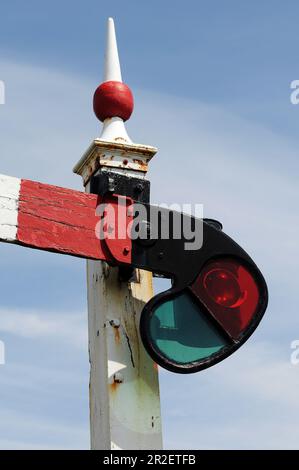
[0,174,20,242]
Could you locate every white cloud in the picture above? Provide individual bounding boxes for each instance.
[0,408,89,449]
[161,341,299,449]
[213,342,299,409]
[0,59,95,188]
[0,307,87,350]
[0,361,87,392]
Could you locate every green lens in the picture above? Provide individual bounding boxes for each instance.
[149,291,228,365]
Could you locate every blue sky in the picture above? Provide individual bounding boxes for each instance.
[0,0,299,449]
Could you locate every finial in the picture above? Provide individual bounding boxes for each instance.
[103,17,122,82]
[93,18,134,143]
[74,18,157,183]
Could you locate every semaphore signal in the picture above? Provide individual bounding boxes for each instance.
[0,18,268,449]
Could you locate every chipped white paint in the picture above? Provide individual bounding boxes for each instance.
[86,253,162,450]
[107,268,162,450]
[76,17,163,450]
[73,139,157,185]
[0,174,20,242]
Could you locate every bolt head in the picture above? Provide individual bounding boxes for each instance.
[123,246,130,255]
[134,183,143,194]
[113,372,124,383]
[110,319,120,328]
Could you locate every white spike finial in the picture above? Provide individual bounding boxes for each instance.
[103,18,122,83]
[95,17,133,143]
[74,18,157,179]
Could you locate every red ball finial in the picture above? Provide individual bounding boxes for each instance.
[93,81,134,122]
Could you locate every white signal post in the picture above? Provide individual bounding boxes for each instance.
[73,18,163,450]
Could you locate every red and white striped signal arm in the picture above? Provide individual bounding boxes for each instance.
[0,173,127,262]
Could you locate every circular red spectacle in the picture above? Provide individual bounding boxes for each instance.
[190,258,260,339]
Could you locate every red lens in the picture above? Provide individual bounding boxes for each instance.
[190,259,260,340]
[203,268,246,308]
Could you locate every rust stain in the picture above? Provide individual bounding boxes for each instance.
[133,159,148,171]
[109,381,120,393]
[100,154,114,161]
[113,327,120,343]
[109,372,123,393]
[98,155,148,172]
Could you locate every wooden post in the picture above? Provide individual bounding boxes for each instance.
[73,18,163,450]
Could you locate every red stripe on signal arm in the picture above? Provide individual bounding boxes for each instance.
[17,179,114,261]
[102,194,133,264]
